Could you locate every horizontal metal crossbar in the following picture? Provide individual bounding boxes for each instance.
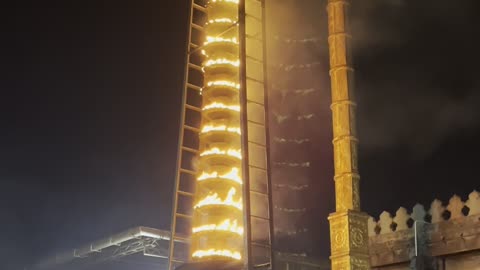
[188,63,203,72]
[249,211,270,219]
[184,124,200,133]
[175,212,193,219]
[177,190,195,197]
[192,23,204,32]
[172,236,190,243]
[192,3,206,13]
[182,146,199,154]
[186,83,202,92]
[249,189,268,196]
[185,104,202,112]
[180,168,197,175]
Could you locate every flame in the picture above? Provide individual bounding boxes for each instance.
[201,125,241,135]
[193,0,243,261]
[192,249,241,260]
[210,0,239,4]
[197,167,242,184]
[206,80,240,89]
[200,147,242,159]
[207,18,236,24]
[204,36,238,45]
[204,58,240,68]
[194,187,242,210]
[203,102,240,112]
[192,219,243,235]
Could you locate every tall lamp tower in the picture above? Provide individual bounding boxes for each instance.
[327,0,370,269]
[169,1,274,270]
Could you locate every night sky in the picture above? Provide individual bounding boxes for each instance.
[1,1,479,269]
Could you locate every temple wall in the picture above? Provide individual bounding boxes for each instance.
[368,191,480,270]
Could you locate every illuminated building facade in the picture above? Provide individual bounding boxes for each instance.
[169,0,369,270]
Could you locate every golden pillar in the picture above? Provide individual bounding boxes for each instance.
[327,0,370,269]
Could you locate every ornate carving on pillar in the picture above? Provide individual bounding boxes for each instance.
[327,0,371,269]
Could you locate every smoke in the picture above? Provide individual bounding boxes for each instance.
[357,84,480,159]
[264,0,479,258]
[349,0,480,159]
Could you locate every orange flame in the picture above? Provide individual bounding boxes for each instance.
[192,249,241,260]
[204,58,240,68]
[206,18,236,25]
[201,125,241,135]
[192,219,243,235]
[206,80,240,89]
[203,102,240,112]
[200,147,242,159]
[197,167,242,184]
[210,0,240,4]
[204,36,239,45]
[194,187,242,210]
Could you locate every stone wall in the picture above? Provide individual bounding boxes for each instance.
[367,191,480,270]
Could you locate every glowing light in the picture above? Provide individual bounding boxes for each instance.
[206,80,240,89]
[194,187,242,210]
[207,18,236,24]
[201,125,241,135]
[204,36,238,45]
[197,167,242,184]
[192,249,241,260]
[204,58,240,68]
[210,0,239,4]
[192,219,243,235]
[200,147,242,159]
[193,0,243,260]
[203,102,240,112]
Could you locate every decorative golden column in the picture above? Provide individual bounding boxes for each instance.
[327,0,370,269]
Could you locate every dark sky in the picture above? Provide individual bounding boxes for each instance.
[1,0,479,269]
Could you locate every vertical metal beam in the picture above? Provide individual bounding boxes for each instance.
[240,0,275,269]
[326,0,371,269]
[238,2,252,269]
[261,0,276,268]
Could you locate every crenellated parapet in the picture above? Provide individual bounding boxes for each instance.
[367,191,480,268]
[368,191,480,236]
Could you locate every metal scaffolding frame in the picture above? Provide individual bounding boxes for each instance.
[168,1,206,270]
[31,226,183,270]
